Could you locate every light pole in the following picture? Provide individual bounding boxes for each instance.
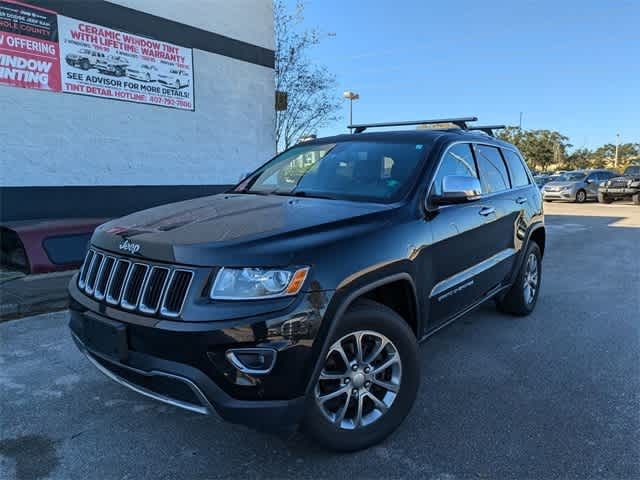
[343,91,360,133]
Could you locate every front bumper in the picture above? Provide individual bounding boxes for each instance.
[68,277,333,430]
[599,187,639,196]
[542,190,573,200]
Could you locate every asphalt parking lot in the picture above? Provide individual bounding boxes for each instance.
[1,202,639,480]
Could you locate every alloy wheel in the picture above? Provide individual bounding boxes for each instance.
[577,190,586,202]
[314,330,402,430]
[523,252,539,305]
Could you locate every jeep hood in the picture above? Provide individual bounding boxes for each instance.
[91,193,396,266]
[610,174,640,181]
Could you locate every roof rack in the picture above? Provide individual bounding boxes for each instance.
[468,125,507,137]
[348,117,478,134]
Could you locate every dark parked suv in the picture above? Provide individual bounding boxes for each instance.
[598,165,640,204]
[69,117,545,451]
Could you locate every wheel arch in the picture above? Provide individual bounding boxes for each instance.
[305,272,420,395]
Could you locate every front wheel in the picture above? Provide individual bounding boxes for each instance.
[303,299,419,451]
[598,192,612,204]
[575,189,587,203]
[496,242,542,316]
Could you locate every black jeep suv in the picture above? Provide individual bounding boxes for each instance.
[69,118,545,451]
[598,165,640,204]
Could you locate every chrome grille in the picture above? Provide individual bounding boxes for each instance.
[160,270,194,318]
[78,248,193,317]
[140,267,169,314]
[610,179,628,188]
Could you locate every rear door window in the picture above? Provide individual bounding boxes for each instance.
[475,145,511,194]
[502,149,530,187]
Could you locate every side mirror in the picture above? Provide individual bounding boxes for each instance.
[585,178,593,184]
[433,175,482,205]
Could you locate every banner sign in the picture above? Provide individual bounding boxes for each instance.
[0,1,194,110]
[0,0,61,91]
[58,16,194,110]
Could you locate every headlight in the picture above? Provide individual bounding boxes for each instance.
[210,267,309,300]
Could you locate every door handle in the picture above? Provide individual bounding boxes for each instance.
[479,206,495,216]
[516,197,528,205]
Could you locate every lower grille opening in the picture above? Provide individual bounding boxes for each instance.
[92,355,202,406]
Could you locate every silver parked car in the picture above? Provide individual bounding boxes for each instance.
[542,170,617,203]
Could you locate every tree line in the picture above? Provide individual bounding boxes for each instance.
[498,128,640,173]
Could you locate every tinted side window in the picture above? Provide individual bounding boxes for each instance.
[432,143,477,196]
[502,149,530,187]
[475,145,510,193]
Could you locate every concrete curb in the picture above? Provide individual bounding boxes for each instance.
[0,270,75,321]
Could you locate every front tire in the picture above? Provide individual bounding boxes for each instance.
[303,299,419,451]
[496,242,542,316]
[598,192,612,204]
[575,189,587,203]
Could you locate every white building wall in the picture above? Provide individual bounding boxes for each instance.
[0,0,275,187]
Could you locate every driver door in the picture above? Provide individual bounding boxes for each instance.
[425,143,499,326]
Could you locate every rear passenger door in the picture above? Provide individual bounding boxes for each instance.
[469,144,519,293]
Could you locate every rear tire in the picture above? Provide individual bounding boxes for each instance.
[633,193,640,205]
[303,299,419,452]
[598,192,612,204]
[575,189,587,203]
[496,242,542,316]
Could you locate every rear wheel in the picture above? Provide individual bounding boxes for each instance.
[633,193,640,205]
[598,192,612,204]
[496,242,542,316]
[575,189,587,203]
[303,299,418,451]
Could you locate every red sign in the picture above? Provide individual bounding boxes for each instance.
[0,0,61,91]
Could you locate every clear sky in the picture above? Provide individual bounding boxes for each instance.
[288,0,639,150]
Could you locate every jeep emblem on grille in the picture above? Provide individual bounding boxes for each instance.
[119,239,141,255]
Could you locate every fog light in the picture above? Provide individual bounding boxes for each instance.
[225,348,277,375]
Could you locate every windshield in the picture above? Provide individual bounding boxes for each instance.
[558,172,586,181]
[624,166,640,176]
[534,177,549,186]
[236,141,430,203]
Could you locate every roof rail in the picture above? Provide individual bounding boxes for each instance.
[348,117,478,134]
[468,125,507,137]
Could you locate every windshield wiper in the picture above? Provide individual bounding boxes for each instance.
[274,191,334,200]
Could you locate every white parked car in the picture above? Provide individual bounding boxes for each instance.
[157,69,190,89]
[127,64,159,82]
